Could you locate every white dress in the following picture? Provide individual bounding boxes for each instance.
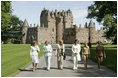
[30,45,40,63]
[72,44,81,61]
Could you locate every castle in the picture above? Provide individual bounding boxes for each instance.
[21,8,106,44]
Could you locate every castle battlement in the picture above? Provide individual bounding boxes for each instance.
[21,8,106,44]
[41,8,72,18]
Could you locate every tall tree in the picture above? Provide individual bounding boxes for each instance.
[1,1,12,34]
[10,15,23,31]
[1,1,23,43]
[87,1,117,43]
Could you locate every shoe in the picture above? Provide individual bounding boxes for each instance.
[35,67,37,70]
[84,68,86,70]
[47,69,50,71]
[60,68,63,70]
[73,68,76,70]
[33,68,35,72]
[58,67,60,69]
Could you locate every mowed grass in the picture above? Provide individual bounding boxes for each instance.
[65,44,117,72]
[89,44,117,72]
[1,44,44,77]
[1,44,117,77]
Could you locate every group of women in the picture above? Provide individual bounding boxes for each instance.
[30,39,106,72]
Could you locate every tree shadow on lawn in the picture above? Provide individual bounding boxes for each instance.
[19,67,50,71]
[18,68,32,72]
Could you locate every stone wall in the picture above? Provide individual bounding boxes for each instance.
[21,9,107,44]
[95,28,106,42]
[26,27,38,44]
[76,28,89,43]
[63,28,76,44]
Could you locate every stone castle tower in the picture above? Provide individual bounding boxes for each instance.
[89,20,96,43]
[21,19,28,44]
[21,19,40,44]
[21,8,106,44]
[39,8,73,44]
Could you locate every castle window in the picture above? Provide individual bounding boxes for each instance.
[52,28,54,32]
[52,37,54,39]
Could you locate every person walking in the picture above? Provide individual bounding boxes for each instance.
[43,41,53,71]
[72,39,81,70]
[56,40,65,70]
[30,41,40,72]
[82,42,90,70]
[96,41,106,69]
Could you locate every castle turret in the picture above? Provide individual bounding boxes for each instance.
[34,24,36,27]
[56,16,63,43]
[21,19,29,44]
[58,11,61,17]
[63,9,73,28]
[55,9,57,17]
[62,10,65,16]
[79,24,81,28]
[47,10,50,18]
[40,8,48,27]
[37,24,40,44]
[51,11,54,17]
[88,20,96,44]
[66,9,72,16]
[30,24,32,27]
[84,22,87,28]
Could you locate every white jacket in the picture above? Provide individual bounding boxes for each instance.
[43,44,53,56]
[30,45,40,56]
[72,44,81,61]
[72,44,81,55]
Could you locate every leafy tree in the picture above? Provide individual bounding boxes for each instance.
[1,1,12,34]
[87,1,117,43]
[103,14,117,38]
[10,15,23,31]
[103,14,117,43]
[1,1,23,43]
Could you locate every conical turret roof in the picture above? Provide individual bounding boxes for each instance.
[23,19,29,26]
[89,20,95,27]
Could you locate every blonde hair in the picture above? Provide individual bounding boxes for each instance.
[59,40,63,43]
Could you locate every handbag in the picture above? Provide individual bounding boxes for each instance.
[37,50,39,52]
[63,53,66,60]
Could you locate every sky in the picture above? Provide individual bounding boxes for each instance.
[11,1,103,30]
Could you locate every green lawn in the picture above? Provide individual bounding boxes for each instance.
[1,44,117,76]
[89,44,117,72]
[66,44,117,72]
[1,44,44,77]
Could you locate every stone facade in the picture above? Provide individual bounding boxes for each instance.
[21,8,106,44]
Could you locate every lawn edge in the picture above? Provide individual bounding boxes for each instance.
[10,56,43,77]
[89,58,117,72]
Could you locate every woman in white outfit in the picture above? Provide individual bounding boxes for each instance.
[30,41,40,72]
[56,40,65,70]
[43,41,53,71]
[72,39,81,70]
